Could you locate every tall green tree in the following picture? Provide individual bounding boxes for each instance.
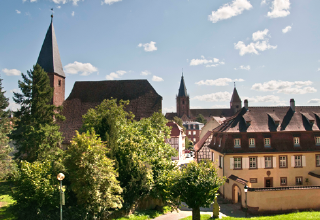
[12,64,64,162]
[65,130,123,218]
[195,114,207,125]
[81,99,177,210]
[0,77,14,179]
[171,161,225,220]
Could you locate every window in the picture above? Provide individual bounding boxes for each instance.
[264,138,271,147]
[193,131,196,135]
[316,155,320,167]
[234,157,242,169]
[280,177,287,186]
[294,137,300,146]
[265,156,272,168]
[316,137,320,145]
[279,156,287,168]
[249,157,257,169]
[184,125,188,129]
[193,138,196,142]
[190,125,193,129]
[58,80,61,86]
[234,138,241,147]
[188,131,191,135]
[250,178,257,183]
[195,125,199,130]
[182,100,185,104]
[295,156,302,168]
[219,138,222,147]
[296,176,303,185]
[249,138,255,147]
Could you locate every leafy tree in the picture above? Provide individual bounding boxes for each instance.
[171,161,225,220]
[12,64,64,162]
[65,130,123,218]
[0,77,15,179]
[195,114,207,125]
[185,136,194,151]
[81,99,177,210]
[173,116,186,132]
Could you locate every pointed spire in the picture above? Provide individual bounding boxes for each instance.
[178,74,187,97]
[37,16,65,78]
[230,87,241,103]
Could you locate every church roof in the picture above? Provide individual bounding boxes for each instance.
[178,75,187,97]
[37,16,65,78]
[230,87,241,103]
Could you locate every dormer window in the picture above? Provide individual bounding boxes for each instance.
[234,138,241,148]
[214,137,216,145]
[294,137,300,147]
[316,137,320,145]
[249,138,255,147]
[219,138,222,147]
[58,80,61,86]
[264,138,271,147]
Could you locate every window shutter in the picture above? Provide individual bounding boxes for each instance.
[230,158,234,170]
[258,157,262,169]
[273,157,276,168]
[291,156,295,167]
[242,157,248,169]
[221,157,224,168]
[302,156,306,167]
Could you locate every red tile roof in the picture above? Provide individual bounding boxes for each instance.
[194,131,212,152]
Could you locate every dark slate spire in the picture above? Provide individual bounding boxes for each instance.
[37,15,65,78]
[178,73,187,97]
[230,87,241,103]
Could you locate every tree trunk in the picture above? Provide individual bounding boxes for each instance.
[192,206,200,220]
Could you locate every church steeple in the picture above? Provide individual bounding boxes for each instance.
[37,16,65,106]
[37,15,65,78]
[176,72,190,118]
[230,86,242,113]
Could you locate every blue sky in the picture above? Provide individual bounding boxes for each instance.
[1,0,320,113]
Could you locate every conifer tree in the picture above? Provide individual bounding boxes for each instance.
[12,64,65,162]
[0,77,14,179]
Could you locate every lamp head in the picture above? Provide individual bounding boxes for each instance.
[57,173,65,181]
[244,184,248,193]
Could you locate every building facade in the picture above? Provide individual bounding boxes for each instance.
[183,121,204,144]
[166,121,186,161]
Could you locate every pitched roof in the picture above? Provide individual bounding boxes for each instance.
[228,175,248,185]
[165,112,178,120]
[37,17,65,78]
[178,75,187,97]
[230,87,241,103]
[190,108,234,118]
[194,131,212,152]
[166,121,185,137]
[66,80,161,103]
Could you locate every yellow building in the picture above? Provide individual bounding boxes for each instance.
[195,99,320,214]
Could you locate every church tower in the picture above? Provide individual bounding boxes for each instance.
[37,15,65,106]
[176,73,190,118]
[230,86,242,113]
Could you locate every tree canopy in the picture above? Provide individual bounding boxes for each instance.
[195,114,207,125]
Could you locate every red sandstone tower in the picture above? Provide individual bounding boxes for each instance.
[37,15,65,106]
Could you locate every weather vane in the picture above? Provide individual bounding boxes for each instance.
[51,8,54,20]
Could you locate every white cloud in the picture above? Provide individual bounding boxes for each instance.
[261,0,268,5]
[72,0,81,5]
[196,78,244,86]
[318,68,320,71]
[106,70,127,80]
[152,75,163,82]
[52,0,67,4]
[2,68,21,76]
[101,0,122,5]
[192,92,232,102]
[245,95,283,103]
[282,25,292,33]
[235,40,277,56]
[64,61,98,76]
[138,41,157,52]
[8,102,20,111]
[212,104,229,108]
[16,10,21,14]
[254,40,277,51]
[235,65,250,70]
[252,80,317,94]
[308,99,320,104]
[57,6,61,8]
[163,106,175,113]
[71,11,75,16]
[190,56,225,67]
[208,0,252,23]
[267,0,290,18]
[141,70,151,76]
[252,29,269,41]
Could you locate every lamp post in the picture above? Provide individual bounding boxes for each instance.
[244,184,248,218]
[57,173,65,220]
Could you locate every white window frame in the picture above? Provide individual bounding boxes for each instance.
[264,138,271,147]
[249,138,255,147]
[193,131,196,135]
[294,137,300,146]
[265,156,272,168]
[234,157,242,169]
[249,157,257,169]
[296,177,303,185]
[316,155,320,167]
[234,138,241,148]
[193,138,196,142]
[295,156,302,167]
[188,131,191,135]
[316,137,320,145]
[279,156,287,168]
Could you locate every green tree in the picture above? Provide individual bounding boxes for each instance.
[0,77,15,179]
[12,64,64,162]
[171,161,225,220]
[173,116,186,132]
[81,99,177,210]
[65,130,123,218]
[195,114,207,125]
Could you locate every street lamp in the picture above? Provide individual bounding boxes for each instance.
[244,184,248,218]
[57,173,65,220]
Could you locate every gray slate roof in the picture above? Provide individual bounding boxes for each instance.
[37,18,65,78]
[178,75,188,97]
[230,87,241,103]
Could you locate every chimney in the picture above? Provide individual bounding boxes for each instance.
[244,99,248,110]
[290,99,295,112]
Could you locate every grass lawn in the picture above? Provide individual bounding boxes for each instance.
[0,181,16,220]
[180,211,320,220]
[115,206,173,220]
